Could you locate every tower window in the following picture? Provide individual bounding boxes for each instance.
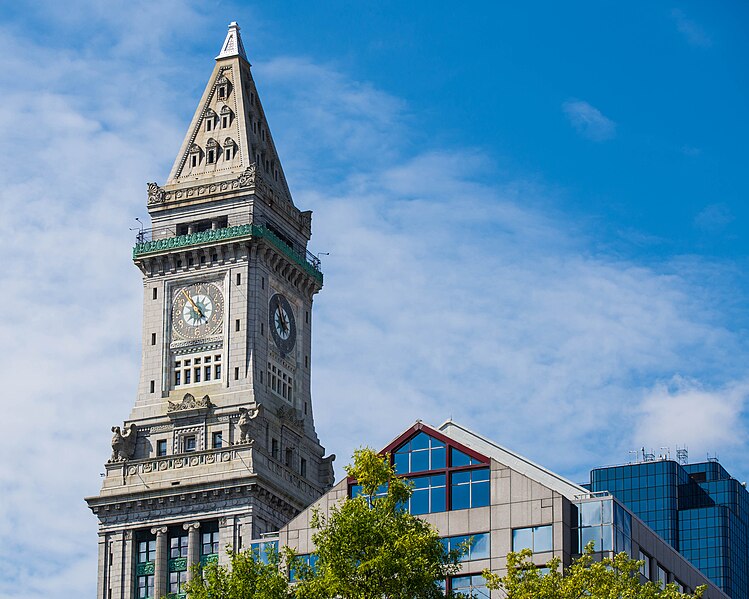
[212,432,223,449]
[305,311,309,323]
[206,119,213,132]
[271,438,279,459]
[261,277,265,289]
[236,273,241,286]
[183,436,196,452]
[151,333,156,345]
[156,440,167,457]
[222,116,229,128]
[150,380,155,393]
[153,288,158,300]
[285,448,293,468]
[207,149,215,164]
[224,146,233,160]
[173,353,221,388]
[191,155,198,167]
[301,458,307,477]
[234,367,239,380]
[235,319,240,332]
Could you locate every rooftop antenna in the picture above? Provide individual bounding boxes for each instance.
[676,446,688,465]
[130,217,146,243]
[659,447,671,461]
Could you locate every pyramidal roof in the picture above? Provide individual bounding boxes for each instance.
[165,22,293,204]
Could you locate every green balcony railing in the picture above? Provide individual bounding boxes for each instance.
[133,223,322,284]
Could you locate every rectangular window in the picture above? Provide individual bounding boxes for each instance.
[657,565,667,588]
[184,436,196,453]
[285,448,293,468]
[301,458,307,477]
[205,366,211,381]
[512,525,553,553]
[149,380,155,393]
[222,116,229,128]
[394,432,446,474]
[289,553,319,582]
[169,570,188,595]
[442,533,490,561]
[450,468,490,509]
[170,535,189,558]
[157,440,167,457]
[175,371,181,386]
[202,530,220,556]
[236,273,241,286]
[450,574,488,598]
[408,474,446,514]
[152,288,158,300]
[215,364,222,380]
[185,369,191,384]
[194,367,201,383]
[138,539,156,563]
[191,154,198,167]
[137,574,154,599]
[151,332,156,345]
[272,438,279,460]
[639,550,651,579]
[213,431,223,449]
[236,319,240,332]
[234,367,239,380]
[206,120,212,132]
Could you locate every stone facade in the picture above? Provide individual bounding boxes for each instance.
[86,22,333,599]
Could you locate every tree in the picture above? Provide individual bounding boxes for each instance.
[294,447,464,599]
[184,545,293,599]
[483,542,705,599]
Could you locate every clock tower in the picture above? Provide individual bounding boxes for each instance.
[86,23,334,599]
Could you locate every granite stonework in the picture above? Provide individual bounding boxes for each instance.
[86,22,333,599]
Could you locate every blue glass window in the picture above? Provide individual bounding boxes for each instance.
[512,525,553,553]
[451,574,490,598]
[451,468,490,509]
[451,447,483,467]
[394,432,446,474]
[409,474,446,514]
[442,533,490,561]
[248,540,279,564]
[290,553,319,581]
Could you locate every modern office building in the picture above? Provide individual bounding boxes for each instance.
[85,23,335,599]
[590,457,749,598]
[274,421,729,599]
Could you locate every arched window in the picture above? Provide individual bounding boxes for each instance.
[220,105,233,129]
[204,109,217,133]
[223,138,236,161]
[205,138,218,164]
[188,144,202,168]
[216,76,231,100]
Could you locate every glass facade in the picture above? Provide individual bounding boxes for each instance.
[351,430,491,516]
[571,497,632,555]
[590,460,749,598]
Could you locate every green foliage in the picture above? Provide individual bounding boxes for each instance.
[294,447,463,599]
[483,542,706,599]
[183,545,293,599]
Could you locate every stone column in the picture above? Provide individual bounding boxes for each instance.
[184,521,201,581]
[151,526,168,599]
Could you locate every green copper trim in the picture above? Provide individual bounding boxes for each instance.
[200,553,219,567]
[168,557,188,572]
[136,561,155,576]
[133,224,323,284]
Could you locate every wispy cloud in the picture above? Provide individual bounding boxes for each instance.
[562,99,616,141]
[671,8,712,48]
[0,5,746,598]
[694,203,734,232]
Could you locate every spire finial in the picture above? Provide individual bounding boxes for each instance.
[216,21,248,61]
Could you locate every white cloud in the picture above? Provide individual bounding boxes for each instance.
[635,377,748,455]
[562,99,616,141]
[0,5,746,598]
[671,9,712,48]
[694,203,734,232]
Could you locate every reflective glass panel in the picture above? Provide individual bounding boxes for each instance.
[512,528,534,551]
[534,525,553,552]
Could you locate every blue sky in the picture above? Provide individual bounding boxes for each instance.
[0,1,748,596]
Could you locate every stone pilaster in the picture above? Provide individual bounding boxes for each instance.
[151,526,168,599]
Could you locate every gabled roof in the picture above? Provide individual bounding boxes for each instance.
[437,420,587,500]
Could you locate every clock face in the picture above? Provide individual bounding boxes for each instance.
[172,282,224,339]
[269,293,296,354]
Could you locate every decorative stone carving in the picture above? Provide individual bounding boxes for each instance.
[110,423,137,462]
[147,182,166,205]
[277,405,304,429]
[237,404,262,444]
[168,393,213,413]
[238,163,257,188]
[320,454,336,489]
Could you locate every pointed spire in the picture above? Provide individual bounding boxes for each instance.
[216,21,247,61]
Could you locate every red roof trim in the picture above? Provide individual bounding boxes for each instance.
[380,421,490,465]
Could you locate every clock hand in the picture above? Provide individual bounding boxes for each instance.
[278,307,288,332]
[182,289,204,318]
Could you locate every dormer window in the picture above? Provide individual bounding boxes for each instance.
[206,138,218,164]
[216,76,231,100]
[188,144,202,168]
[220,105,233,128]
[223,138,236,161]
[204,109,217,133]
